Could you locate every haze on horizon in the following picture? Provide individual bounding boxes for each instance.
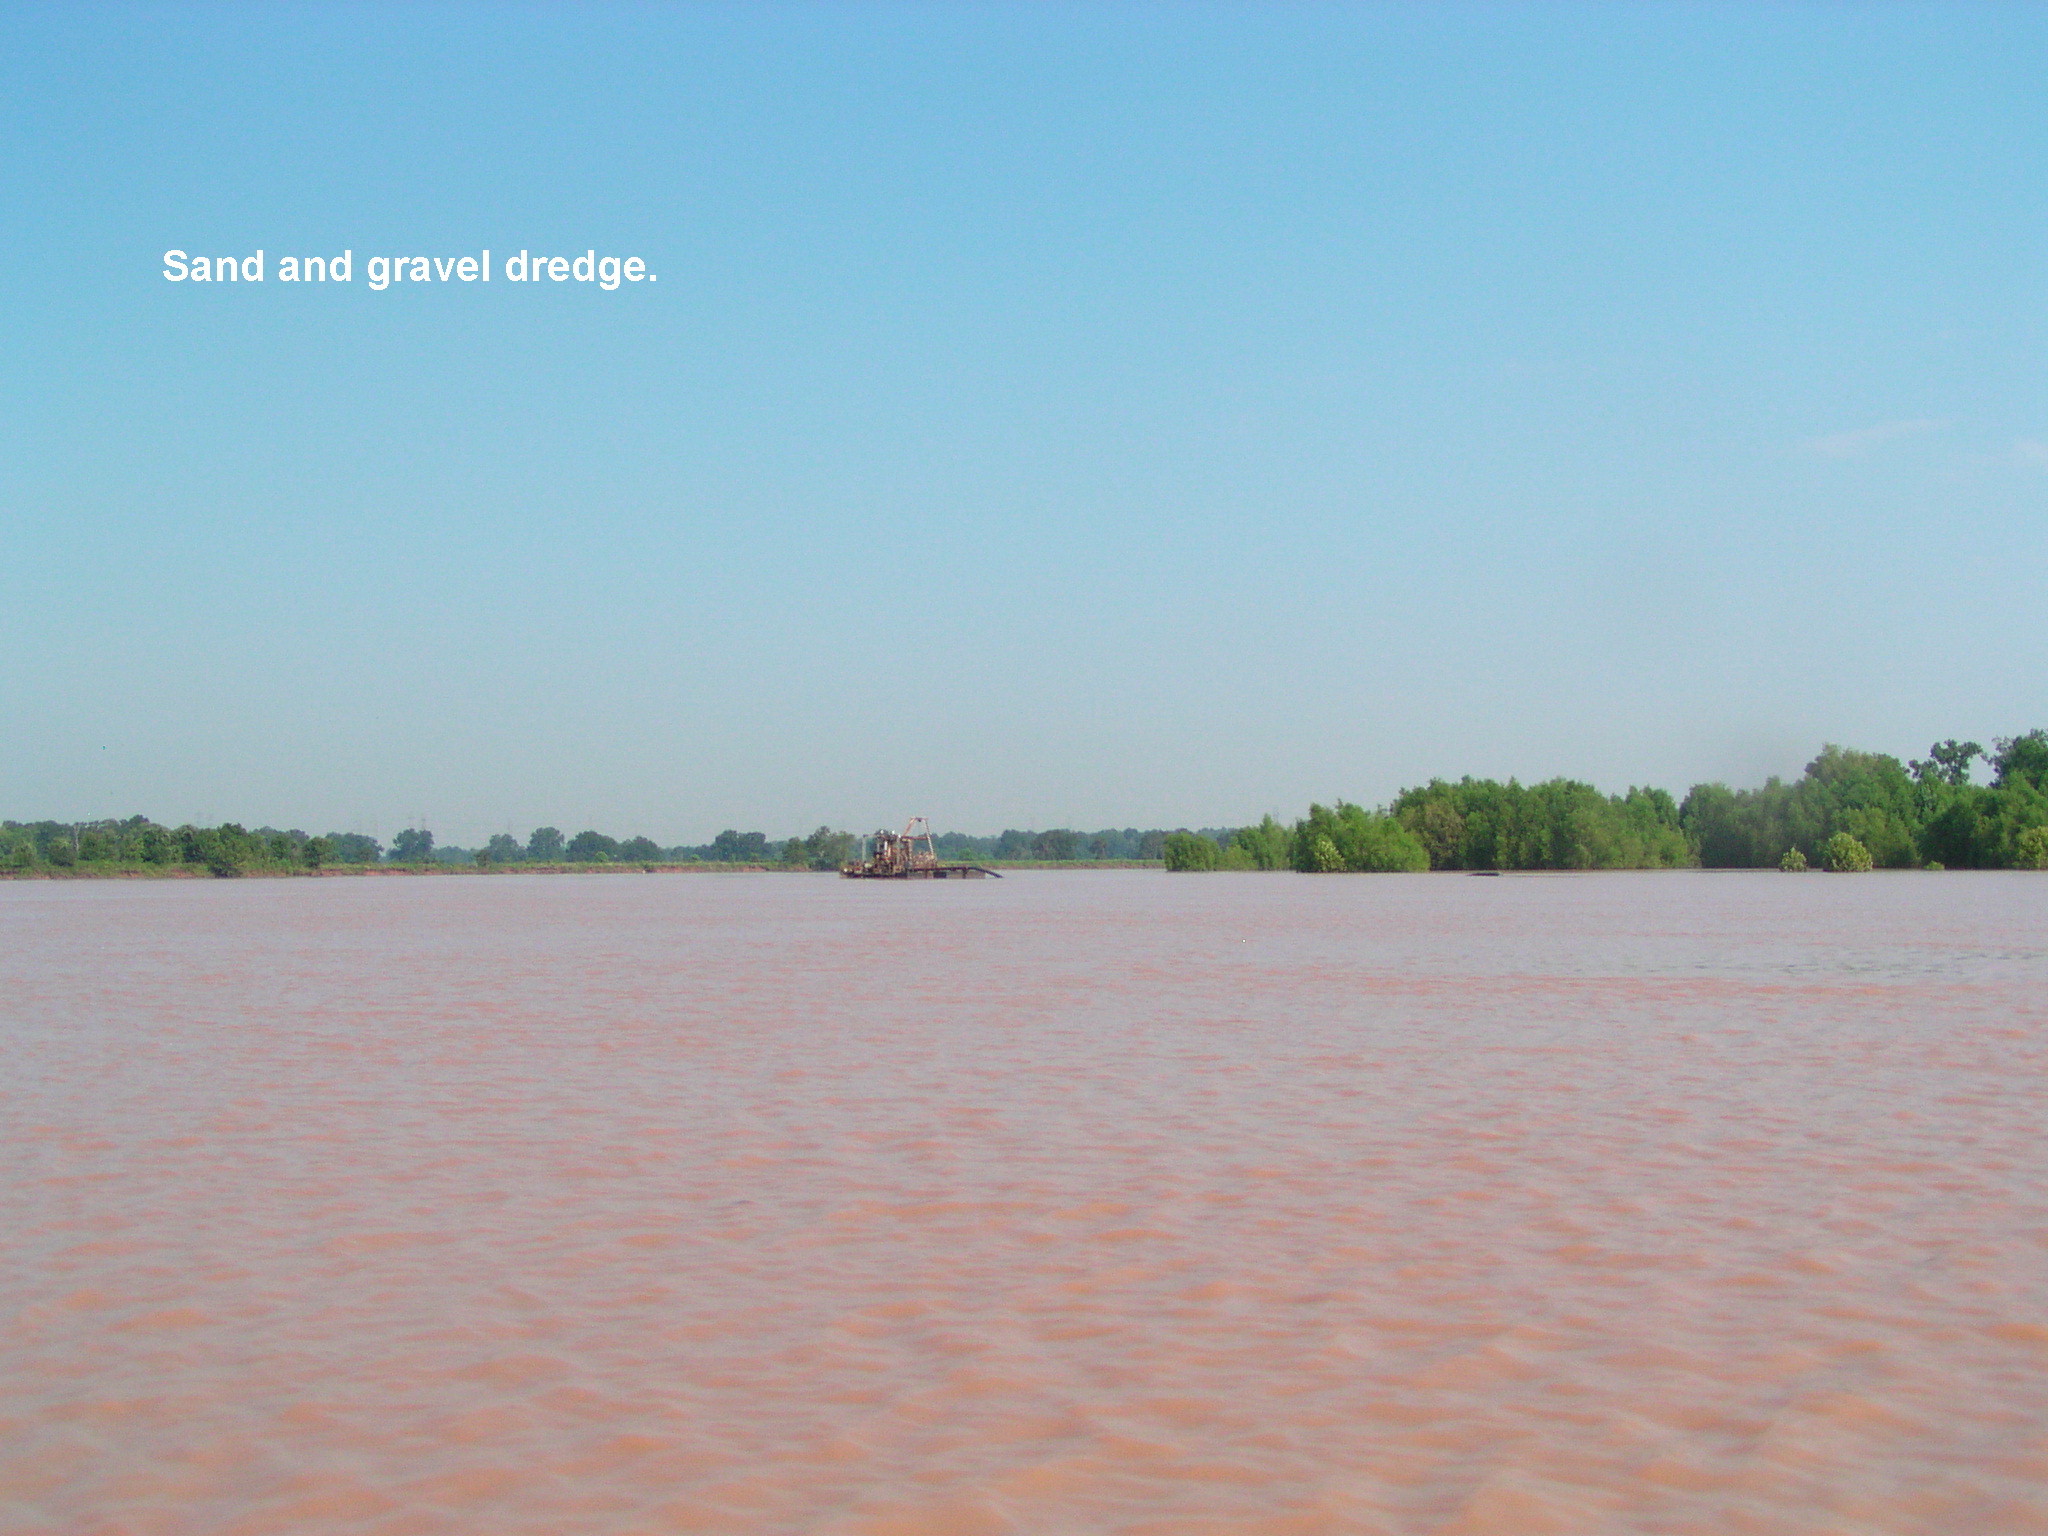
[3,4,2044,847]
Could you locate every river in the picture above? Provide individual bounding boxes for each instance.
[4,870,2044,1533]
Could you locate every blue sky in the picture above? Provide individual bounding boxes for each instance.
[3,3,2044,842]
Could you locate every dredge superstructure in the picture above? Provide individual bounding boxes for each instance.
[841,818,1000,879]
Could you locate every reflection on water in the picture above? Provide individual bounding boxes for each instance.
[4,870,2045,1534]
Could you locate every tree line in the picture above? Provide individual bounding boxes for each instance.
[8,731,2044,877]
[0,820,846,875]
[0,818,1218,875]
[1162,731,2048,873]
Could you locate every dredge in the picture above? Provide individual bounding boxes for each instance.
[841,818,1001,879]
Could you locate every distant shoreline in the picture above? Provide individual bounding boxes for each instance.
[0,858,1169,881]
[10,732,2045,877]
[5,861,2006,883]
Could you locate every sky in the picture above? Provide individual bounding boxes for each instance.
[3,3,2045,844]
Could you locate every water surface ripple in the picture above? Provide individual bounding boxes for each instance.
[4,871,2045,1534]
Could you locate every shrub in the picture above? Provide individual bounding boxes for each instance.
[2015,825,2048,870]
[1823,831,1873,872]
[1779,847,1807,872]
[1162,832,1222,871]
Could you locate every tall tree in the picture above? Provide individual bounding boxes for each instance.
[1912,739,1983,787]
[326,832,381,864]
[709,830,769,862]
[566,830,619,862]
[1033,829,1079,861]
[389,828,434,863]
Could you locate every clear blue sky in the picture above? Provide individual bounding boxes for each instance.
[4,3,2044,842]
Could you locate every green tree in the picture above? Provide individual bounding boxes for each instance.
[1229,816,1290,871]
[183,828,225,875]
[1917,784,1998,868]
[1803,746,1918,866]
[2014,825,2048,870]
[803,827,856,869]
[526,826,565,862]
[1163,831,1222,871]
[1343,813,1429,872]
[567,830,619,862]
[1994,730,2048,790]
[619,836,661,862]
[709,830,767,862]
[1991,775,2048,866]
[1911,739,1983,786]
[1293,803,1429,872]
[390,828,434,863]
[1683,745,1919,868]
[304,835,334,869]
[327,832,381,865]
[1405,795,1467,868]
[1779,847,1807,872]
[1034,829,1080,861]
[1397,777,1686,870]
[183,823,259,877]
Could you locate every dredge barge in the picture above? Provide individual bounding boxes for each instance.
[842,818,1001,879]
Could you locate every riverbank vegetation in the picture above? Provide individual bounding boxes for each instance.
[0,817,1226,878]
[1163,731,2048,873]
[9,733,2044,878]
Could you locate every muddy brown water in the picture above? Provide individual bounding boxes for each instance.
[4,871,2045,1534]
